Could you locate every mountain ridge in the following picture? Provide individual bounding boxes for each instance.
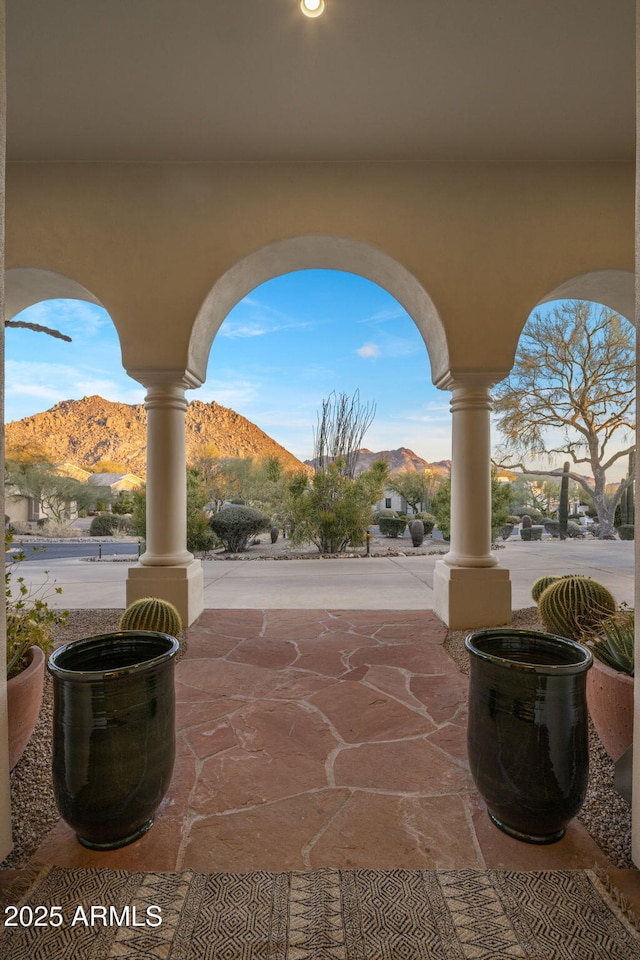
[5,395,306,477]
[6,396,450,480]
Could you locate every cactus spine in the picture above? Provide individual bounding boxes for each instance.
[537,576,616,640]
[558,461,570,540]
[120,597,183,636]
[531,575,561,604]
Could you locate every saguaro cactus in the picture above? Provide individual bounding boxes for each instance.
[558,461,570,540]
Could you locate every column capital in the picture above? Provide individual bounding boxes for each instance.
[433,368,509,393]
[126,367,203,393]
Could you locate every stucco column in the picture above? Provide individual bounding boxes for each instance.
[126,373,204,626]
[433,374,511,628]
[140,380,193,566]
[0,0,13,862]
[631,0,640,870]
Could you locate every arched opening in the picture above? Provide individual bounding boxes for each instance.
[197,268,448,471]
[496,268,636,546]
[189,236,450,388]
[4,267,144,527]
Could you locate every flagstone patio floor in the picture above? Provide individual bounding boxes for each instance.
[6,609,640,908]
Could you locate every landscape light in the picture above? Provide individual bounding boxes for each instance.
[300,0,325,18]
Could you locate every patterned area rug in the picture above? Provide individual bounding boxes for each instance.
[1,866,639,959]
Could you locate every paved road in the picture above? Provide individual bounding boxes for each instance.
[6,539,141,561]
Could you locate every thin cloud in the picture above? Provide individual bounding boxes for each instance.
[218,323,269,339]
[356,343,381,359]
[356,306,409,325]
[13,299,111,338]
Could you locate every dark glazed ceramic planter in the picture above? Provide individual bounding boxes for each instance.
[48,631,179,850]
[465,629,592,844]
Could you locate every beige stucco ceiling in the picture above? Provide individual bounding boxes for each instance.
[6,0,635,162]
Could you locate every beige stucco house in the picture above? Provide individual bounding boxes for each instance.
[0,1,637,861]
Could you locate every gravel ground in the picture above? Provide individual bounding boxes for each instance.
[1,606,634,871]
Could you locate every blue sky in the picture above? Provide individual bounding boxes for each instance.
[5,270,452,464]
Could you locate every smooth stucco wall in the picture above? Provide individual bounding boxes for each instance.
[5,161,634,386]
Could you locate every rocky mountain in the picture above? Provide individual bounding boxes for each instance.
[305,447,450,477]
[5,395,307,477]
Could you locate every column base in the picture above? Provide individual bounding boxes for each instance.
[433,559,511,629]
[126,560,204,627]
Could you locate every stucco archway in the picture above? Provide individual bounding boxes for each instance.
[536,268,635,326]
[189,235,451,387]
[5,267,103,321]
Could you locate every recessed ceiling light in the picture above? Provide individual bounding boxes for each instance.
[300,0,325,18]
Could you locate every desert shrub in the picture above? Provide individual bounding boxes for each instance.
[286,461,386,553]
[618,524,635,541]
[209,505,270,552]
[378,516,407,537]
[89,514,119,536]
[38,520,83,538]
[112,491,136,515]
[543,519,559,537]
[372,508,397,523]
[566,520,584,539]
[513,508,545,525]
[415,513,436,535]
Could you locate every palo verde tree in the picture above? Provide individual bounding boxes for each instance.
[493,301,635,539]
[5,457,108,521]
[387,468,443,514]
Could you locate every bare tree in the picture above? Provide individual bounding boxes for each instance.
[6,320,71,341]
[493,301,635,538]
[313,389,376,478]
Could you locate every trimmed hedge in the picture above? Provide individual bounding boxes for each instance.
[89,514,119,536]
[618,524,635,541]
[209,505,270,552]
[378,516,407,538]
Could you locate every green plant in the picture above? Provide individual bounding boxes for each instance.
[372,508,397,522]
[378,516,407,537]
[521,514,532,529]
[89,514,119,536]
[531,575,561,603]
[120,597,183,636]
[587,609,634,676]
[618,524,635,541]
[537,575,616,641]
[415,513,436,535]
[5,532,68,680]
[287,460,387,553]
[209,505,270,552]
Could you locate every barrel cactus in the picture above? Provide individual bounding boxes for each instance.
[537,576,616,640]
[410,519,425,547]
[531,575,561,604]
[120,597,183,636]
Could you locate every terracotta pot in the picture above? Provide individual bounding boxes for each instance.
[7,645,45,771]
[586,657,633,761]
